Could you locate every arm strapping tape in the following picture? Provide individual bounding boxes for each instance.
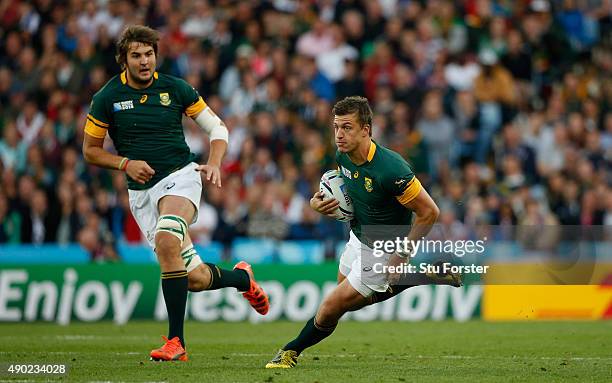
[194,107,229,142]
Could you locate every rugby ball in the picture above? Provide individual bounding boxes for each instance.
[319,170,354,222]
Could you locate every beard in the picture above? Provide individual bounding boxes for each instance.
[128,66,153,85]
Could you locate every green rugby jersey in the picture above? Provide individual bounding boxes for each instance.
[84,71,207,190]
[336,141,422,243]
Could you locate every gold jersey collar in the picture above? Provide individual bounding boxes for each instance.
[120,71,159,85]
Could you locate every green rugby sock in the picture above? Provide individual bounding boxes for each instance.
[205,263,250,292]
[284,316,336,354]
[161,270,188,347]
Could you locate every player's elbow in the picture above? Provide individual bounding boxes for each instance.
[82,134,106,164]
[209,123,229,143]
[82,143,97,164]
[418,202,440,223]
[194,107,229,142]
[82,146,92,163]
[430,203,440,222]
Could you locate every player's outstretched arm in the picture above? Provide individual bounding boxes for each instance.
[401,186,440,239]
[393,186,440,256]
[310,191,340,218]
[387,185,440,283]
[195,139,227,188]
[82,133,155,185]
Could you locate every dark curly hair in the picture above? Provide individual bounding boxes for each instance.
[115,25,159,70]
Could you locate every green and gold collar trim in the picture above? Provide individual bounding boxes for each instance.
[120,71,159,85]
[366,141,377,162]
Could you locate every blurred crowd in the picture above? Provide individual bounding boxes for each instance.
[0,0,610,260]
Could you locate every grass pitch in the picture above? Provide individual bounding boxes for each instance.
[0,320,610,382]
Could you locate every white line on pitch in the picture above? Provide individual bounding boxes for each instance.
[226,353,612,361]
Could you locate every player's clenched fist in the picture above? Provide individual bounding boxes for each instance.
[126,160,155,184]
[310,191,340,218]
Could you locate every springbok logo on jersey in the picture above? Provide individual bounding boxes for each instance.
[364,177,373,192]
[159,93,171,106]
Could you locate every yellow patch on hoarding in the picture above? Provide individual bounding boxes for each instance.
[482,263,612,320]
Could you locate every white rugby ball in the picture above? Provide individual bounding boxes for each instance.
[319,169,354,222]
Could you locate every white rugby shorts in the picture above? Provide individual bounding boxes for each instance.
[128,162,202,248]
[338,231,390,297]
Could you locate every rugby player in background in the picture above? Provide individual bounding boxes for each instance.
[83,25,269,362]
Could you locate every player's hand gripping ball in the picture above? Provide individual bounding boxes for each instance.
[318,170,354,222]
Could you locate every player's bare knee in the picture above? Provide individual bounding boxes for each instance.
[155,232,181,261]
[347,297,372,312]
[317,297,345,325]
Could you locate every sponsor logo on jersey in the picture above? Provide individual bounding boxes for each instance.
[364,177,373,192]
[341,166,351,178]
[353,171,359,179]
[165,182,176,190]
[140,94,148,103]
[159,92,171,106]
[112,100,134,112]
